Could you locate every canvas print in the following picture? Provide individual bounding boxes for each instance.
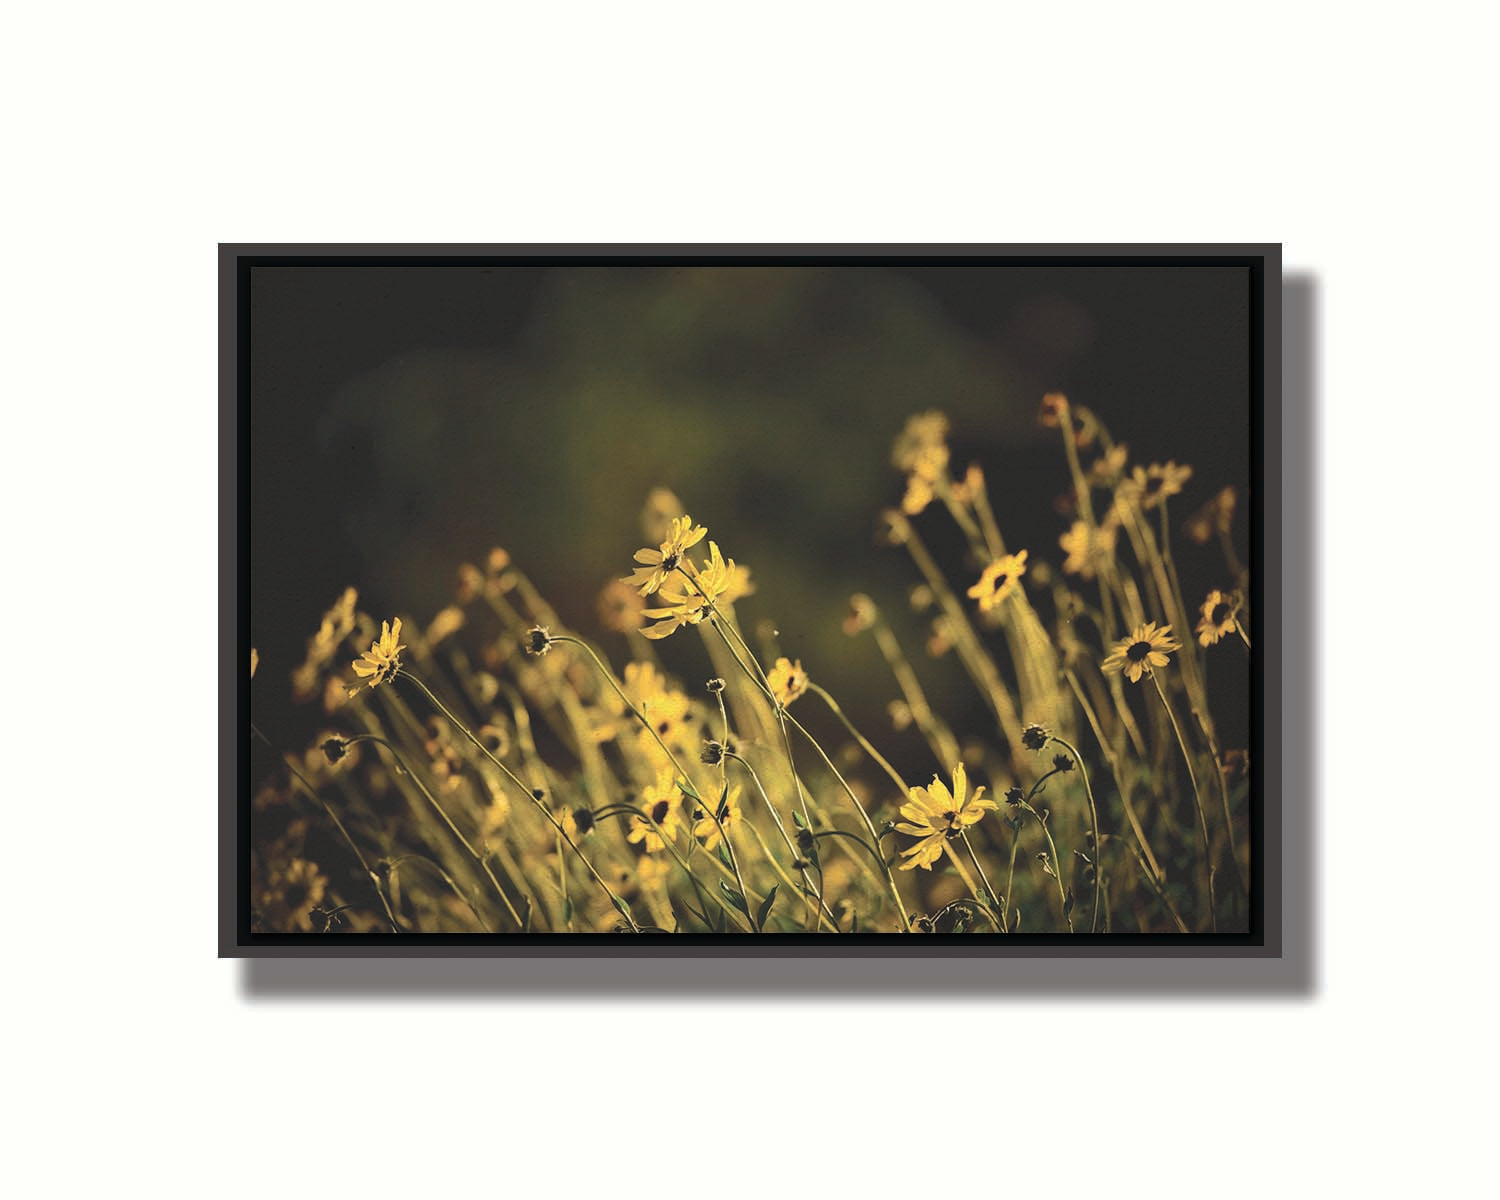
[236,252,1264,944]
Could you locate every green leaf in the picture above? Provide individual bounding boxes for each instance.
[677,776,702,802]
[792,809,807,829]
[610,892,634,922]
[716,843,733,869]
[719,880,749,915]
[561,895,574,924]
[754,885,779,931]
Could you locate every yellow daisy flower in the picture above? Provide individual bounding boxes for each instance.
[625,515,708,596]
[627,777,686,854]
[895,763,996,871]
[766,657,809,707]
[692,786,743,852]
[640,540,734,640]
[1196,589,1240,646]
[349,617,405,693]
[967,550,1028,612]
[1101,621,1181,683]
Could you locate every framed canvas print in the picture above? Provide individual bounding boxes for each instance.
[223,245,1279,956]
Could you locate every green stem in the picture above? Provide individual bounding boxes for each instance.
[1049,735,1103,934]
[345,733,524,932]
[251,724,402,933]
[1148,669,1215,931]
[396,669,638,932]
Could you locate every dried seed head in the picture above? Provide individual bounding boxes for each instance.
[524,626,554,656]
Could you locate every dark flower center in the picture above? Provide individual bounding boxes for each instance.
[662,551,681,571]
[649,799,671,824]
[1126,640,1152,663]
[1212,603,1232,624]
[993,573,1008,589]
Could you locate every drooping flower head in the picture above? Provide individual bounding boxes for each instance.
[349,618,405,694]
[967,550,1028,612]
[625,515,708,596]
[1196,589,1240,647]
[766,657,809,708]
[895,763,997,871]
[1101,621,1181,683]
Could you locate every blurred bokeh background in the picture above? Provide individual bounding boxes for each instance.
[250,262,1251,780]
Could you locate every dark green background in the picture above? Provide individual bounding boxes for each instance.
[250,262,1251,778]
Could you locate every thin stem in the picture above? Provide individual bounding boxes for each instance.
[727,752,840,932]
[397,669,638,932]
[1062,666,1162,882]
[807,682,908,798]
[345,733,524,931]
[1049,735,1103,934]
[1018,800,1074,933]
[251,724,402,933]
[1001,823,1022,933]
[1148,669,1215,930]
[960,831,1001,913]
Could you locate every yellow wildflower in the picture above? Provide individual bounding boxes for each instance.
[766,657,809,707]
[967,550,1028,612]
[692,785,743,852]
[640,540,734,640]
[349,618,405,694]
[625,514,707,596]
[1101,621,1181,683]
[896,763,996,871]
[628,777,686,854]
[1196,589,1240,647]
